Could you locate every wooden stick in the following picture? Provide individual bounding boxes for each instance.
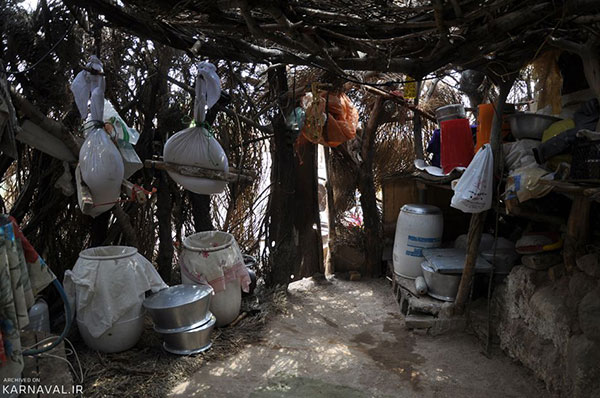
[454,77,514,314]
[144,160,254,183]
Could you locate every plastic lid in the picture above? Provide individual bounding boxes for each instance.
[401,204,442,215]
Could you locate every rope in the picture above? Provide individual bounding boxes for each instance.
[91,185,157,208]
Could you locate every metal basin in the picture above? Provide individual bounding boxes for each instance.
[143,284,213,333]
[507,113,562,140]
[420,262,462,302]
[160,314,216,355]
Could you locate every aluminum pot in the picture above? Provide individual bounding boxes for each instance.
[143,284,213,333]
[420,262,462,302]
[161,314,216,355]
[507,113,561,140]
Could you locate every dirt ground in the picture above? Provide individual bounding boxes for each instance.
[169,277,548,398]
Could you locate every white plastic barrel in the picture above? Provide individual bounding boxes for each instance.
[180,232,247,327]
[392,204,443,279]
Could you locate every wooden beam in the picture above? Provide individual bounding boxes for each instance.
[144,159,254,183]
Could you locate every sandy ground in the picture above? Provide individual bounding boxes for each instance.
[170,277,548,398]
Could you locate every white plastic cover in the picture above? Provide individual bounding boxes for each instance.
[163,61,228,194]
[72,57,125,217]
[63,246,167,338]
[451,144,494,213]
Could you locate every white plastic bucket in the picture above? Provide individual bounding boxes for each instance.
[392,204,443,279]
[180,232,246,327]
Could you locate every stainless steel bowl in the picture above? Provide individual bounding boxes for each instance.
[143,284,213,332]
[420,261,462,302]
[160,314,216,355]
[507,113,562,140]
[435,104,466,123]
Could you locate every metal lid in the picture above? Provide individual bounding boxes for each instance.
[401,204,442,215]
[143,284,213,310]
[422,248,493,274]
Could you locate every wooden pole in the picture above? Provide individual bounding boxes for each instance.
[324,146,336,275]
[413,79,424,160]
[453,76,515,314]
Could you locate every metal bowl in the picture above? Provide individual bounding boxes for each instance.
[435,104,466,123]
[143,284,213,332]
[420,261,462,302]
[160,314,216,355]
[507,113,562,140]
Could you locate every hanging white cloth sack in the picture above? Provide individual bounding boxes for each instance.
[450,144,494,213]
[163,62,228,194]
[71,56,125,217]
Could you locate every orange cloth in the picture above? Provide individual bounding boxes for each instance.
[474,104,511,153]
[301,92,359,147]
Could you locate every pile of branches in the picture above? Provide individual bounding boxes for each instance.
[65,0,600,80]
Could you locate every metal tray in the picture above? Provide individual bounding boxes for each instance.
[422,248,492,274]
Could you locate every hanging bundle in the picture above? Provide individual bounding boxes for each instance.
[300,88,359,147]
[163,62,228,194]
[71,56,125,217]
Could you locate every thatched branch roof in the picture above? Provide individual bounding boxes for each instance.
[65,0,600,77]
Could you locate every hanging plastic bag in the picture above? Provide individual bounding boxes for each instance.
[450,144,494,213]
[71,56,125,217]
[301,90,358,147]
[163,61,228,194]
[103,99,140,144]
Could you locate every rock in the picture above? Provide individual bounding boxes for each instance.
[548,263,566,281]
[332,245,365,272]
[578,288,600,342]
[528,284,571,351]
[576,253,600,278]
[522,252,562,270]
[566,334,600,398]
[404,314,435,329]
[569,272,596,305]
[504,266,548,320]
[349,271,361,281]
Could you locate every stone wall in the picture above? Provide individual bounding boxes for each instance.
[492,255,600,397]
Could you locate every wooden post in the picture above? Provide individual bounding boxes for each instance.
[266,66,323,285]
[359,96,385,278]
[453,76,515,314]
[412,79,424,160]
[324,146,336,275]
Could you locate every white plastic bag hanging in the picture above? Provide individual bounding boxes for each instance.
[163,62,228,194]
[450,144,494,213]
[72,57,124,217]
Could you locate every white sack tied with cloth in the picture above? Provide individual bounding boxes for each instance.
[163,62,228,194]
[63,246,167,338]
[71,56,125,217]
[450,144,494,213]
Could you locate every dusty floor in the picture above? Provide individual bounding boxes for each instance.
[170,278,548,398]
